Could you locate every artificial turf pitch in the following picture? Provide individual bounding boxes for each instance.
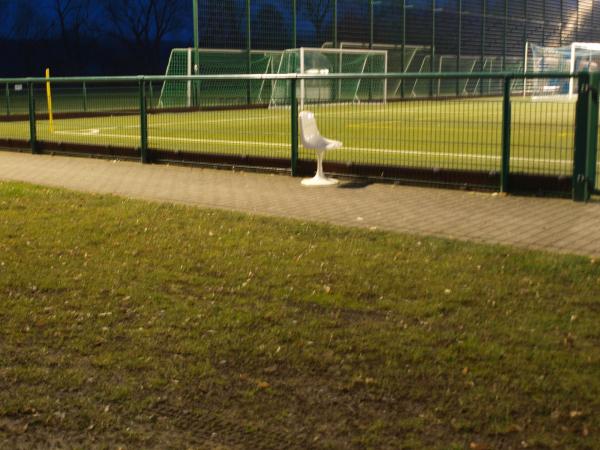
[0,97,594,183]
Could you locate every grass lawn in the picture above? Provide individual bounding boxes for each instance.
[0,98,583,179]
[0,181,599,449]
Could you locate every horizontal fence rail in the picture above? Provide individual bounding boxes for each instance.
[0,71,597,201]
[0,71,586,83]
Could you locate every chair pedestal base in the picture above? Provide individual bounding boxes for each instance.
[301,175,339,186]
[301,151,338,187]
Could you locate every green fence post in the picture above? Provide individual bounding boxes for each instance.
[192,0,200,107]
[456,0,462,96]
[369,0,374,48]
[369,0,374,101]
[559,0,563,45]
[573,71,599,202]
[430,0,436,97]
[149,82,154,109]
[502,0,508,71]
[139,79,149,164]
[292,0,297,48]
[290,78,299,176]
[480,0,486,96]
[590,72,600,193]
[5,83,10,116]
[401,0,406,98]
[500,76,512,193]
[82,81,88,112]
[28,82,37,154]
[246,0,251,105]
[333,0,338,48]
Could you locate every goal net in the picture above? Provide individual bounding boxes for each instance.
[525,42,600,100]
[269,47,388,109]
[158,48,283,108]
[322,42,429,98]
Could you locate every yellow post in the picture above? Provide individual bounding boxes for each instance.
[45,68,54,133]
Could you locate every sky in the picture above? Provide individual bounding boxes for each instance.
[2,0,193,41]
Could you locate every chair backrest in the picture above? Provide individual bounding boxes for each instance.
[299,111,323,149]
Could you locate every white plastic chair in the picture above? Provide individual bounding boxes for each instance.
[299,111,342,186]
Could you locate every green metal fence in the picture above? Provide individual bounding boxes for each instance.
[191,0,598,79]
[0,71,597,201]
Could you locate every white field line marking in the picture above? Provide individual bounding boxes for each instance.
[315,108,500,118]
[348,119,504,130]
[53,129,572,165]
[55,129,287,148]
[58,115,280,134]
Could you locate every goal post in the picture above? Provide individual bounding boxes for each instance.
[270,47,388,109]
[322,41,429,97]
[158,48,283,108]
[524,42,600,100]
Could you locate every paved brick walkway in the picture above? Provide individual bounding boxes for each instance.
[1,151,600,257]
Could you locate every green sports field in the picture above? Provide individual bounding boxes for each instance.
[1,97,595,182]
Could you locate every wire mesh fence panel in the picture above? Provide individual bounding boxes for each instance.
[159,49,283,108]
[335,1,368,46]
[373,0,402,47]
[543,0,563,47]
[151,0,600,114]
[252,0,293,50]
[0,83,29,143]
[1,82,29,116]
[270,48,387,108]
[149,79,290,165]
[0,116,28,143]
[181,0,600,61]
[298,75,501,186]
[510,77,575,177]
[200,0,246,49]
[561,0,578,44]
[33,81,141,158]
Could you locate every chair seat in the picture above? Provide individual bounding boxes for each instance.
[324,139,342,150]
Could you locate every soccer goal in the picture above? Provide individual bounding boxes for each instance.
[524,42,600,100]
[269,47,388,109]
[322,41,429,97]
[158,48,283,108]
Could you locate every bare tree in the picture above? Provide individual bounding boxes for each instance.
[50,0,94,71]
[302,0,333,43]
[0,1,10,38]
[254,5,287,50]
[53,0,93,47]
[0,1,48,40]
[101,0,186,71]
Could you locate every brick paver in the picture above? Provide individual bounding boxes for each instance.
[1,151,599,257]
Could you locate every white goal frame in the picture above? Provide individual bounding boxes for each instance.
[159,48,282,108]
[271,47,388,110]
[524,41,600,100]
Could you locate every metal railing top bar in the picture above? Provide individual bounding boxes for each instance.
[0,71,584,84]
